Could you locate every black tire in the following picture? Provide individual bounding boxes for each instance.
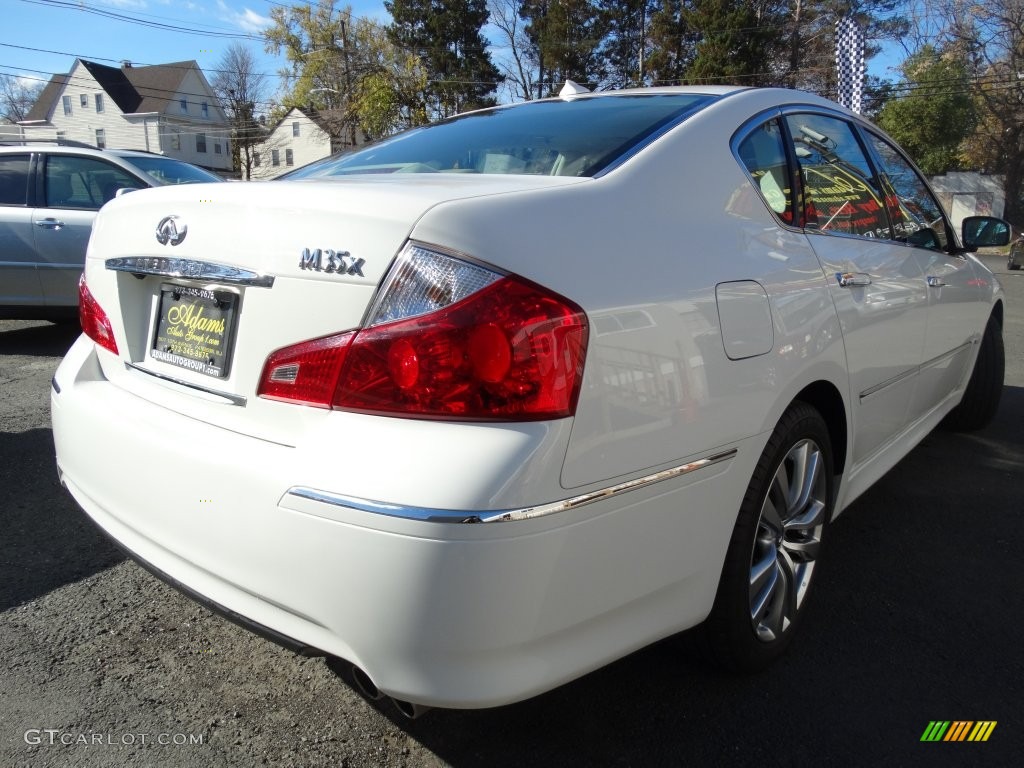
[941,314,1004,432]
[704,402,834,672]
[1009,259,1020,271]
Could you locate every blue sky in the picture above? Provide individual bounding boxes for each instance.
[4,0,903,110]
[2,0,389,110]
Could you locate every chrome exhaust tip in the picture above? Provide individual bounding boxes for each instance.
[391,698,432,720]
[350,664,383,701]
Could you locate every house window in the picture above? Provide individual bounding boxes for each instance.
[95,94,104,113]
[80,94,88,108]
[214,142,222,154]
[56,131,66,143]
[292,122,300,137]
[253,153,260,167]
[271,150,279,167]
[196,133,207,153]
[202,102,209,118]
[95,129,105,149]
[285,149,294,166]
[180,98,188,113]
[62,95,72,116]
[169,128,180,151]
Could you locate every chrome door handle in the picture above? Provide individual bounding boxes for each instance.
[35,218,65,230]
[926,276,947,288]
[835,272,872,288]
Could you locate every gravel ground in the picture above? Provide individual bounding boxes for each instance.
[1,253,1022,767]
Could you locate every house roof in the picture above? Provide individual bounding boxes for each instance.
[269,106,334,137]
[23,73,69,122]
[123,60,200,113]
[23,59,207,122]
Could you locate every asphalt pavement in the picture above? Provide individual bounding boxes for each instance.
[1,254,1021,767]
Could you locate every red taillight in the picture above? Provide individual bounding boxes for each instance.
[258,272,588,421]
[336,276,588,420]
[257,331,355,407]
[78,275,118,355]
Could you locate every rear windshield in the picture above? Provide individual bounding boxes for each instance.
[284,93,716,179]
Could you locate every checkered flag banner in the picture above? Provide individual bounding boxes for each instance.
[835,16,865,113]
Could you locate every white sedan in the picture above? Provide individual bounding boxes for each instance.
[52,85,1008,717]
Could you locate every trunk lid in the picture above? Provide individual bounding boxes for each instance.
[83,175,586,443]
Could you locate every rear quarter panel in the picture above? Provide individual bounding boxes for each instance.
[411,90,851,492]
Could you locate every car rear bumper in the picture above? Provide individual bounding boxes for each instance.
[52,335,751,708]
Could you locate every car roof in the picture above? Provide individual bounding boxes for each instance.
[0,143,158,158]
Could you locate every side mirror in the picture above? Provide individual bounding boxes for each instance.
[962,216,1010,251]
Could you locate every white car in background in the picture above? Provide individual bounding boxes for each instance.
[52,85,1008,717]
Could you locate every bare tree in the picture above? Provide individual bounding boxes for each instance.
[931,0,1024,223]
[489,0,537,101]
[0,74,43,123]
[211,44,268,180]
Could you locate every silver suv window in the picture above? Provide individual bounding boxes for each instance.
[44,155,144,209]
[0,154,30,206]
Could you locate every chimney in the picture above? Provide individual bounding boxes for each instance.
[121,60,132,69]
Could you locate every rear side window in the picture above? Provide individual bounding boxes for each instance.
[44,155,143,209]
[0,155,30,205]
[785,114,889,240]
[737,119,793,223]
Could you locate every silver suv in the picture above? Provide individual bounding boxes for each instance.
[1,142,223,320]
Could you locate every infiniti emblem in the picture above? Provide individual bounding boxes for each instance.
[155,215,187,246]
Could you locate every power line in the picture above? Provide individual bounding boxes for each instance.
[19,0,264,40]
[0,42,282,82]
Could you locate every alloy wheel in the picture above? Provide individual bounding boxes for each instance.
[748,438,828,642]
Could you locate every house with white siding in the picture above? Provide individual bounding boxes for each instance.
[250,107,346,180]
[19,59,232,173]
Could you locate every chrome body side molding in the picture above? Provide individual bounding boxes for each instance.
[859,340,976,402]
[287,449,738,524]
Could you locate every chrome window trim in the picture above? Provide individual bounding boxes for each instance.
[287,448,738,524]
[106,257,275,288]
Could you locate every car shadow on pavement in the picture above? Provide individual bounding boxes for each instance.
[0,321,81,359]
[0,428,125,611]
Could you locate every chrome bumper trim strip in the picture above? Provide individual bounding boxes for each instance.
[287,449,738,524]
[125,362,247,406]
[106,257,275,288]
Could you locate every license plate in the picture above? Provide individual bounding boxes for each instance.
[150,284,238,378]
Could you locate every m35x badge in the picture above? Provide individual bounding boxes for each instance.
[299,248,365,277]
